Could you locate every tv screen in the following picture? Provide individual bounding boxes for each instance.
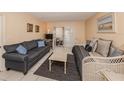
[45,34,53,39]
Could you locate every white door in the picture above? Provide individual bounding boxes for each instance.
[64,27,74,48]
[0,16,5,71]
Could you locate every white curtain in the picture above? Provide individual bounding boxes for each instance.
[55,27,64,40]
[64,27,74,48]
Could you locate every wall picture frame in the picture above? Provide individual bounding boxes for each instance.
[27,23,33,32]
[35,25,40,32]
[97,13,115,33]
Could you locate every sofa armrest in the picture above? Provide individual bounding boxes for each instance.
[82,55,124,64]
[2,53,28,62]
[82,56,124,81]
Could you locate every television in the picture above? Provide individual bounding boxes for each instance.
[45,34,53,39]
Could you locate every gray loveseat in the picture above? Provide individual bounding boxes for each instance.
[2,39,50,75]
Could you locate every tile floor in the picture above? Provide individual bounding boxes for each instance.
[0,47,72,81]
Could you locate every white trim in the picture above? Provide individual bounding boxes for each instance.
[0,15,6,71]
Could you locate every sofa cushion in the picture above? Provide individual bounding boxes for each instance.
[37,41,45,47]
[22,40,37,51]
[4,43,20,53]
[108,45,115,56]
[85,44,89,50]
[95,39,112,57]
[89,52,103,57]
[27,46,48,61]
[89,38,98,52]
[80,46,89,58]
[111,49,124,57]
[35,39,47,46]
[32,46,47,52]
[93,42,98,52]
[85,45,92,52]
[16,45,27,55]
[109,47,124,57]
[27,50,41,61]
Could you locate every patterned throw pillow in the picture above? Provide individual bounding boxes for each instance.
[109,46,124,57]
[37,41,45,48]
[111,49,124,57]
[95,39,112,57]
[85,40,91,49]
[16,45,27,55]
[85,45,92,52]
[85,44,89,49]
[108,45,115,56]
[89,38,98,52]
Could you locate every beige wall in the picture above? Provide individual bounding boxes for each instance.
[0,13,86,45]
[0,13,46,45]
[85,12,124,49]
[3,12,124,48]
[46,21,85,44]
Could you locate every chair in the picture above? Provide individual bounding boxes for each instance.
[56,38,63,46]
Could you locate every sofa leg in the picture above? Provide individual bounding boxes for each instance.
[23,71,27,75]
[6,68,10,71]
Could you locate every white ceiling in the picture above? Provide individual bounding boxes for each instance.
[30,12,96,21]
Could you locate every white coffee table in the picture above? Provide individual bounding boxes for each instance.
[49,47,67,74]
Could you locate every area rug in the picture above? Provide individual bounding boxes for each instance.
[34,54,81,81]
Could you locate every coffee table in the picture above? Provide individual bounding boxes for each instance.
[49,48,67,74]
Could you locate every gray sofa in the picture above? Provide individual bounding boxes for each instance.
[2,39,50,75]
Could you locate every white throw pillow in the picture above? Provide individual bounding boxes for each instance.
[95,39,112,57]
[89,38,98,52]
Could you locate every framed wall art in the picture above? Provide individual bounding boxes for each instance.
[97,13,115,33]
[35,25,40,32]
[27,23,33,32]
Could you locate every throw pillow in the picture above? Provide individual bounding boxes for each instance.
[92,42,98,52]
[85,46,92,52]
[16,45,27,55]
[89,38,98,52]
[85,40,91,50]
[37,41,45,48]
[85,44,89,50]
[108,45,115,56]
[110,47,124,57]
[95,39,112,57]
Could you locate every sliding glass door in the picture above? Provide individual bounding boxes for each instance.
[54,27,74,48]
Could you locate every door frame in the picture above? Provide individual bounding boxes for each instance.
[0,15,6,71]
